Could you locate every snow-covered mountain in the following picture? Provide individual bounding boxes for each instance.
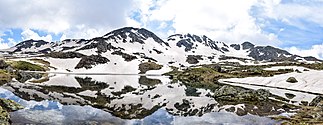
[3,27,321,74]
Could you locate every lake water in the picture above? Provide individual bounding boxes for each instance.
[0,73,293,124]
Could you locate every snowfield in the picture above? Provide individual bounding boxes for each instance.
[219,70,323,94]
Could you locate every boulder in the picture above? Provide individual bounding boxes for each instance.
[186,55,203,64]
[0,60,8,69]
[286,77,298,83]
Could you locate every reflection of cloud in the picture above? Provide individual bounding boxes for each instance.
[172,112,277,125]
[11,110,65,124]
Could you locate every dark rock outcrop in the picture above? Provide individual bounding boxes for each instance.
[13,39,49,53]
[230,44,240,50]
[46,52,85,58]
[186,55,203,64]
[75,55,109,69]
[241,42,255,50]
[111,51,137,62]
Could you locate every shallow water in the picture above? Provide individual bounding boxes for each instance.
[0,74,287,124]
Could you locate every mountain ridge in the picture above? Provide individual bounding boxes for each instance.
[1,27,321,74]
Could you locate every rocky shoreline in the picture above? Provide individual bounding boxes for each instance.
[0,98,24,124]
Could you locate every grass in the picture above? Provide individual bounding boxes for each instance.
[29,58,50,66]
[9,61,45,71]
[0,70,11,84]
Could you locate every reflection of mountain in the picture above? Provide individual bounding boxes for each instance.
[2,74,305,119]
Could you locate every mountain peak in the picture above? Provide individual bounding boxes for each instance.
[103,27,169,46]
[241,41,255,50]
[168,33,230,53]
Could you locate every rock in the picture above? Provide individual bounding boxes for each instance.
[138,62,162,74]
[96,39,108,53]
[0,106,10,125]
[0,60,8,69]
[46,52,85,59]
[0,98,24,112]
[0,98,24,124]
[214,85,270,101]
[214,85,239,98]
[111,50,137,62]
[309,95,323,106]
[285,93,296,99]
[75,55,109,69]
[286,77,298,83]
[186,55,203,64]
[210,65,221,72]
[230,44,240,50]
[241,41,254,50]
[295,69,302,73]
[15,71,42,83]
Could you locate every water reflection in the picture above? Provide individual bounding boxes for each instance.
[0,73,310,124]
[0,87,277,125]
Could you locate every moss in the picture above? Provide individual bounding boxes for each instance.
[9,61,45,71]
[0,70,11,84]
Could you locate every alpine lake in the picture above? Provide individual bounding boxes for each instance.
[1,71,320,125]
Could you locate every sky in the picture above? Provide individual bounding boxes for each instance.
[1,0,323,58]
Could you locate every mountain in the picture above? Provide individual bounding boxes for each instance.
[2,27,321,74]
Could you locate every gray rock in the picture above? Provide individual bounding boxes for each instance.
[15,71,42,83]
[0,60,8,69]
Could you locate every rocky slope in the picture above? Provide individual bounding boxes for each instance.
[1,27,321,74]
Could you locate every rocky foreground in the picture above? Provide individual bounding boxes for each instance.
[0,98,23,124]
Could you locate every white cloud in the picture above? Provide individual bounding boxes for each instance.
[21,29,53,42]
[286,44,323,59]
[257,0,323,28]
[0,38,10,49]
[135,0,282,45]
[0,0,136,39]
